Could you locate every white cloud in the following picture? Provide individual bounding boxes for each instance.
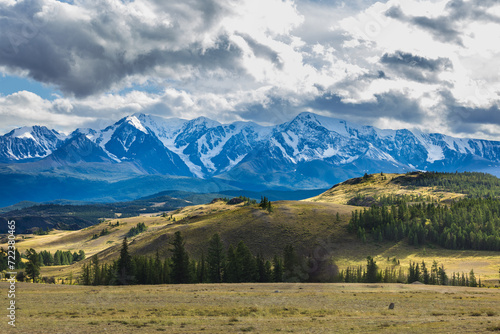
[0,0,500,139]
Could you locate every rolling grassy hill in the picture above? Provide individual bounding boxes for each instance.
[3,172,500,284]
[308,172,467,205]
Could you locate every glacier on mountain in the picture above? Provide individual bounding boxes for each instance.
[1,112,499,186]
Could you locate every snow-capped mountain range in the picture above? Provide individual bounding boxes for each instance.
[1,112,500,190]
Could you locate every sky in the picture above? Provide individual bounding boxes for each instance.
[1,0,500,140]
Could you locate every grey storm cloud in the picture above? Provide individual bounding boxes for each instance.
[437,90,500,136]
[0,0,245,97]
[307,91,427,124]
[381,51,452,72]
[446,0,500,23]
[385,1,500,46]
[238,34,283,69]
[385,5,462,45]
[380,51,452,83]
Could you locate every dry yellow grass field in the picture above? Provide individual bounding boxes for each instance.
[2,282,499,333]
[308,173,466,204]
[2,198,499,285]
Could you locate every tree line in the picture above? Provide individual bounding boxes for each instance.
[10,234,490,287]
[339,257,482,287]
[398,171,500,198]
[0,248,24,271]
[349,198,500,250]
[79,232,336,285]
[38,249,86,266]
[76,232,489,287]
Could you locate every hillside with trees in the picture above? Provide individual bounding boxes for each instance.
[3,172,500,286]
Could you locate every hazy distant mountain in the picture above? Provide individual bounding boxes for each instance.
[1,112,499,205]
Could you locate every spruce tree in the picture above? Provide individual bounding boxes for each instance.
[117,237,134,285]
[207,233,225,283]
[236,241,257,282]
[189,259,197,283]
[256,253,266,282]
[438,265,448,285]
[25,248,41,282]
[365,256,378,283]
[267,201,273,213]
[38,253,44,267]
[283,244,303,282]
[272,255,283,282]
[421,261,429,284]
[163,258,172,284]
[224,245,239,283]
[54,250,61,266]
[469,269,477,287]
[170,231,190,284]
[14,249,24,268]
[91,254,100,285]
[197,253,207,283]
[264,260,273,282]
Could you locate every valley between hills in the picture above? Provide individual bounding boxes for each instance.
[3,172,500,285]
[2,171,500,334]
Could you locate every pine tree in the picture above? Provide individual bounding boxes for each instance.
[259,196,268,209]
[38,253,44,267]
[54,250,61,266]
[207,233,225,283]
[224,245,239,283]
[62,252,70,265]
[14,248,24,269]
[117,237,134,285]
[78,250,86,261]
[264,260,273,282]
[91,254,100,285]
[197,252,207,283]
[256,253,266,282]
[267,200,273,213]
[25,248,41,282]
[163,258,172,284]
[154,250,162,285]
[283,244,305,282]
[236,241,257,282]
[170,231,190,284]
[81,263,92,285]
[365,256,378,283]
[438,264,448,285]
[469,269,477,287]
[421,261,429,284]
[272,255,283,282]
[188,259,197,283]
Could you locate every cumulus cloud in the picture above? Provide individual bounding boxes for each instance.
[0,91,93,131]
[0,0,500,140]
[0,0,249,97]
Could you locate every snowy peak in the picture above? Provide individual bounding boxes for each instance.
[290,112,362,138]
[0,125,67,162]
[10,126,37,140]
[1,112,500,184]
[124,115,148,134]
